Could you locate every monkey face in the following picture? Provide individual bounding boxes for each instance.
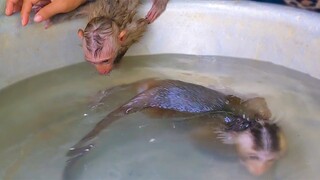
[78,29,120,75]
[235,132,282,176]
[77,18,124,75]
[239,150,278,176]
[83,47,118,75]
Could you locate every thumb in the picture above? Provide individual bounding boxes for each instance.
[33,2,65,22]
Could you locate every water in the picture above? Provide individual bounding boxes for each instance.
[0,54,319,180]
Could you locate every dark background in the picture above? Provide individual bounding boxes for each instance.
[251,0,286,5]
[251,0,320,12]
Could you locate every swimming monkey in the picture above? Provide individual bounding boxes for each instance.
[65,78,287,177]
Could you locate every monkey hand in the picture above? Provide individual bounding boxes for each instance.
[137,18,149,26]
[31,0,51,14]
[146,0,169,24]
[5,0,86,26]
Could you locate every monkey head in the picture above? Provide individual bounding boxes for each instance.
[77,17,127,75]
[235,122,287,176]
[217,120,286,176]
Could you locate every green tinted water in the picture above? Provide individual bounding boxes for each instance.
[0,54,319,180]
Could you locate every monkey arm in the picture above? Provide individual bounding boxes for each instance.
[146,0,169,23]
[89,78,160,110]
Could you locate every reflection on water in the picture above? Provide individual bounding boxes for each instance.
[0,54,319,180]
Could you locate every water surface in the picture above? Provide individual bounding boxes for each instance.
[0,54,319,180]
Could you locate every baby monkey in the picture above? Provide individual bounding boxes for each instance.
[66,79,286,177]
[33,0,169,74]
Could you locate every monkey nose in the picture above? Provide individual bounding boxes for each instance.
[94,64,112,75]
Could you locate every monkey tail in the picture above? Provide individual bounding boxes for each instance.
[62,108,125,180]
[80,80,162,152]
[63,94,150,178]
[62,108,139,179]
[67,103,144,157]
[62,109,124,179]
[63,80,162,178]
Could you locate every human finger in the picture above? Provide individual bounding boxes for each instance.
[20,0,34,26]
[5,0,17,15]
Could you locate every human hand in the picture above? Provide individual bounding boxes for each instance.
[5,0,86,26]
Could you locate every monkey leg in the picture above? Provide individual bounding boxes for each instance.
[89,78,161,110]
[241,97,272,120]
[68,102,148,156]
[190,121,237,157]
[143,108,195,120]
[226,96,272,120]
[63,96,150,178]
[88,83,136,110]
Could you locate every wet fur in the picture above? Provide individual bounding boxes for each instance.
[63,79,284,178]
[48,0,148,61]
[68,78,274,155]
[49,0,141,27]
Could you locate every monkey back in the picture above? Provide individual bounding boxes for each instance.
[143,80,228,113]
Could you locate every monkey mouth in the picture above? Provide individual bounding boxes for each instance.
[94,64,113,75]
[98,70,112,75]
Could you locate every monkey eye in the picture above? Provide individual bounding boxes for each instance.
[101,59,110,64]
[248,155,260,160]
[88,59,111,65]
[98,58,112,64]
[267,158,275,162]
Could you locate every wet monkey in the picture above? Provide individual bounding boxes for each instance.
[64,79,287,177]
[32,0,169,74]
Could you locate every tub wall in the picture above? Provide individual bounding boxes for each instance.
[1,0,320,89]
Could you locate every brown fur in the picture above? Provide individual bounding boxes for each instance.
[37,0,168,74]
[65,79,286,177]
[50,0,146,59]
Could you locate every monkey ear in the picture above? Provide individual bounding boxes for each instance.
[215,129,236,144]
[118,30,127,44]
[78,29,84,40]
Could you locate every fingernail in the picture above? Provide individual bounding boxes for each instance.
[21,17,26,26]
[34,14,43,22]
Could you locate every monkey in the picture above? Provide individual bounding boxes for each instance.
[215,120,286,176]
[32,0,169,74]
[191,118,286,176]
[64,78,286,177]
